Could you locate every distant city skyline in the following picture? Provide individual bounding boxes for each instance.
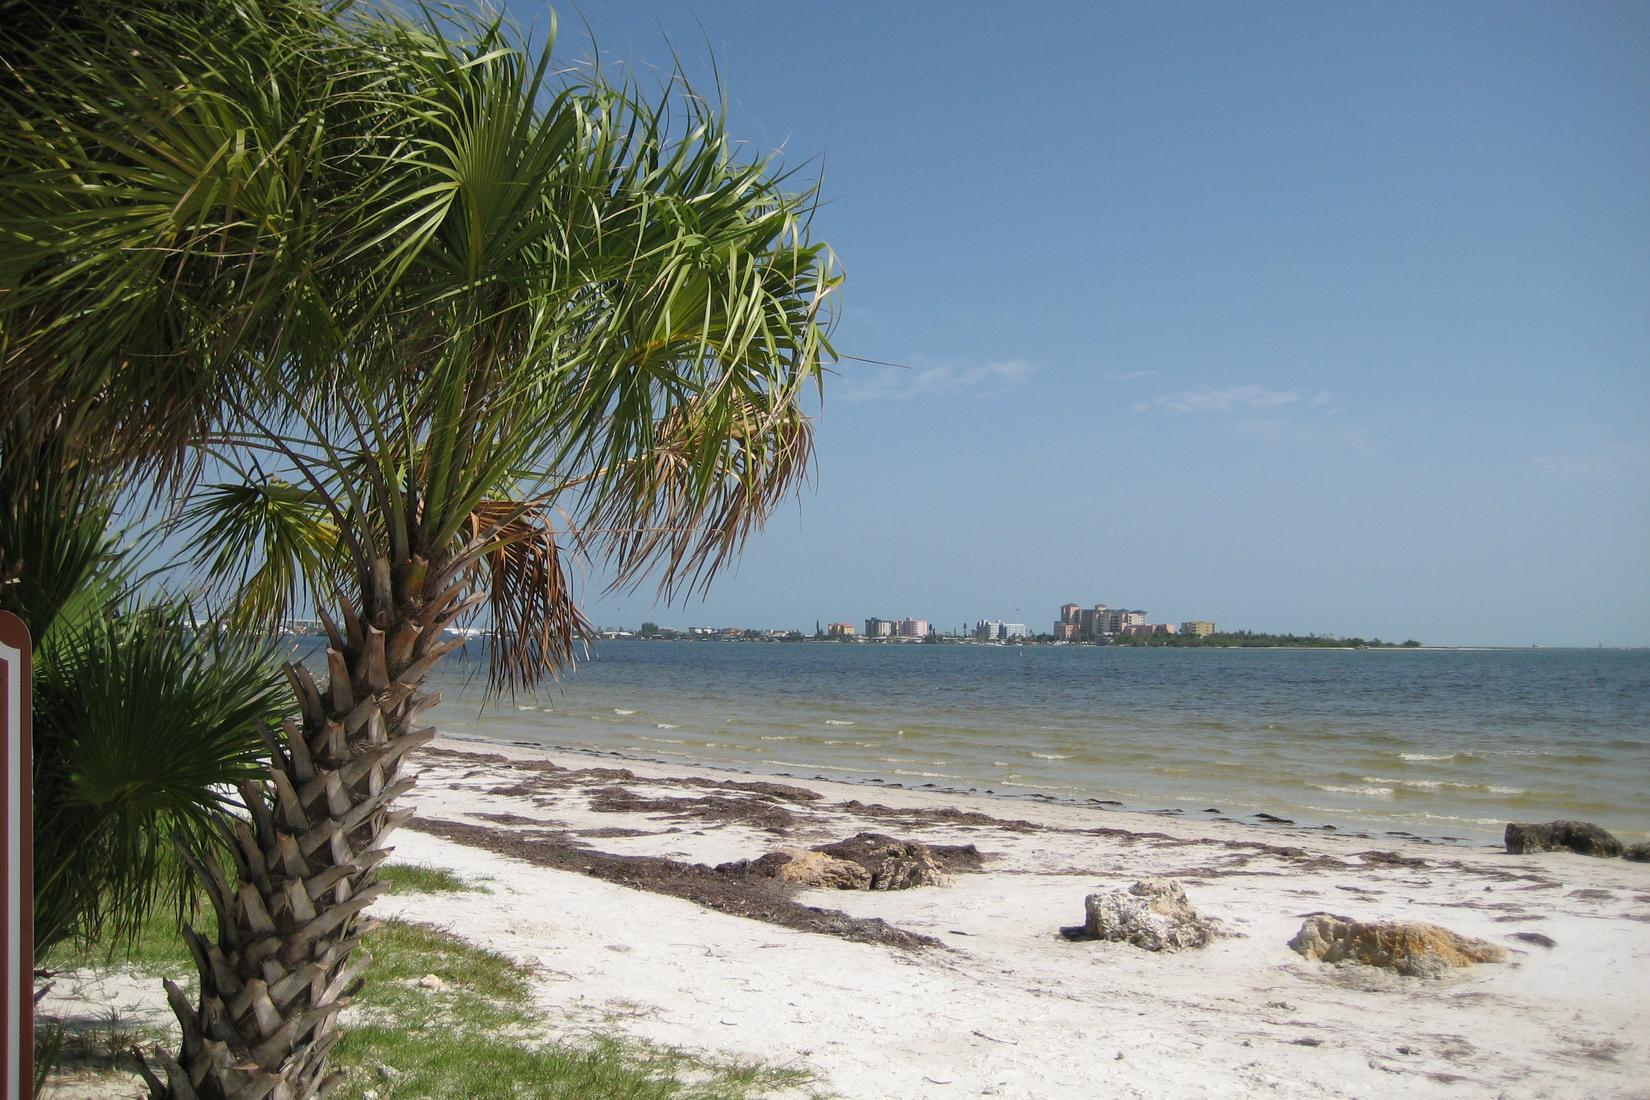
[515,0,1649,648]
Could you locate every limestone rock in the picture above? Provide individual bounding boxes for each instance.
[1622,842,1650,863]
[1082,879,1217,951]
[757,848,873,890]
[1504,821,1623,858]
[1289,915,1506,979]
[814,832,954,890]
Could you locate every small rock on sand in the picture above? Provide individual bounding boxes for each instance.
[1504,821,1624,858]
[757,848,873,890]
[1621,842,1650,863]
[1082,879,1218,951]
[1289,915,1506,978]
[813,832,955,890]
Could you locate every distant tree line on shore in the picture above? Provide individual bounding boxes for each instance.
[1108,631,1422,649]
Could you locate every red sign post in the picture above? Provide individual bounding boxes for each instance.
[0,611,32,1100]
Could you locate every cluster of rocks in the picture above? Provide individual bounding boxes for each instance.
[1505,820,1649,862]
[1073,878,1518,980]
[741,818,1647,980]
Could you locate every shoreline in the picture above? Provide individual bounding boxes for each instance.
[442,732,1504,849]
[415,643,1649,849]
[376,735,1650,1098]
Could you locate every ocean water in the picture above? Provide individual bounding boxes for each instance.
[413,641,1649,846]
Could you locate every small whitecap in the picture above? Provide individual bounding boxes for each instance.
[1364,775,1443,790]
[825,720,856,727]
[1030,752,1073,761]
[613,708,637,716]
[1315,783,1395,799]
[764,760,860,772]
[516,705,539,712]
[1000,777,1079,793]
[654,723,678,729]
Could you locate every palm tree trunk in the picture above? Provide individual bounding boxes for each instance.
[138,555,474,1100]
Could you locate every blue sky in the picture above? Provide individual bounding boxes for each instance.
[510,1,1649,646]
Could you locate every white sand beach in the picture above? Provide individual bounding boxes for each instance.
[359,737,1650,1099]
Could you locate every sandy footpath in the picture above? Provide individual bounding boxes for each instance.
[367,736,1650,1099]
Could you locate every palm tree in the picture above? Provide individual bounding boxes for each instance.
[9,3,838,1096]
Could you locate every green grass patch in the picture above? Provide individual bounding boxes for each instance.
[332,1025,813,1100]
[39,904,208,975]
[378,863,477,895]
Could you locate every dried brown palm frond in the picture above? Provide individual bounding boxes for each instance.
[462,500,590,695]
[584,388,815,601]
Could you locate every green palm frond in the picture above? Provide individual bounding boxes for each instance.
[0,0,378,478]
[32,602,287,955]
[179,478,345,631]
[0,424,124,638]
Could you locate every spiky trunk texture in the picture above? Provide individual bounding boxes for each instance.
[138,555,479,1100]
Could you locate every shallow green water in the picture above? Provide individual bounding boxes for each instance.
[411,641,1649,846]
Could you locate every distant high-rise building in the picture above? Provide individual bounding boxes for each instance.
[864,617,894,638]
[977,620,1030,641]
[827,622,857,637]
[897,618,929,639]
[1059,602,1148,640]
[1181,620,1216,637]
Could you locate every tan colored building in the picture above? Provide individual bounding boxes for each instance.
[827,622,856,637]
[1181,620,1216,637]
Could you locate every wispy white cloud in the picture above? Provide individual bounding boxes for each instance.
[1531,442,1649,480]
[1235,417,1374,452]
[843,358,1035,402]
[1132,382,1367,448]
[1132,383,1331,415]
[1102,369,1158,382]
